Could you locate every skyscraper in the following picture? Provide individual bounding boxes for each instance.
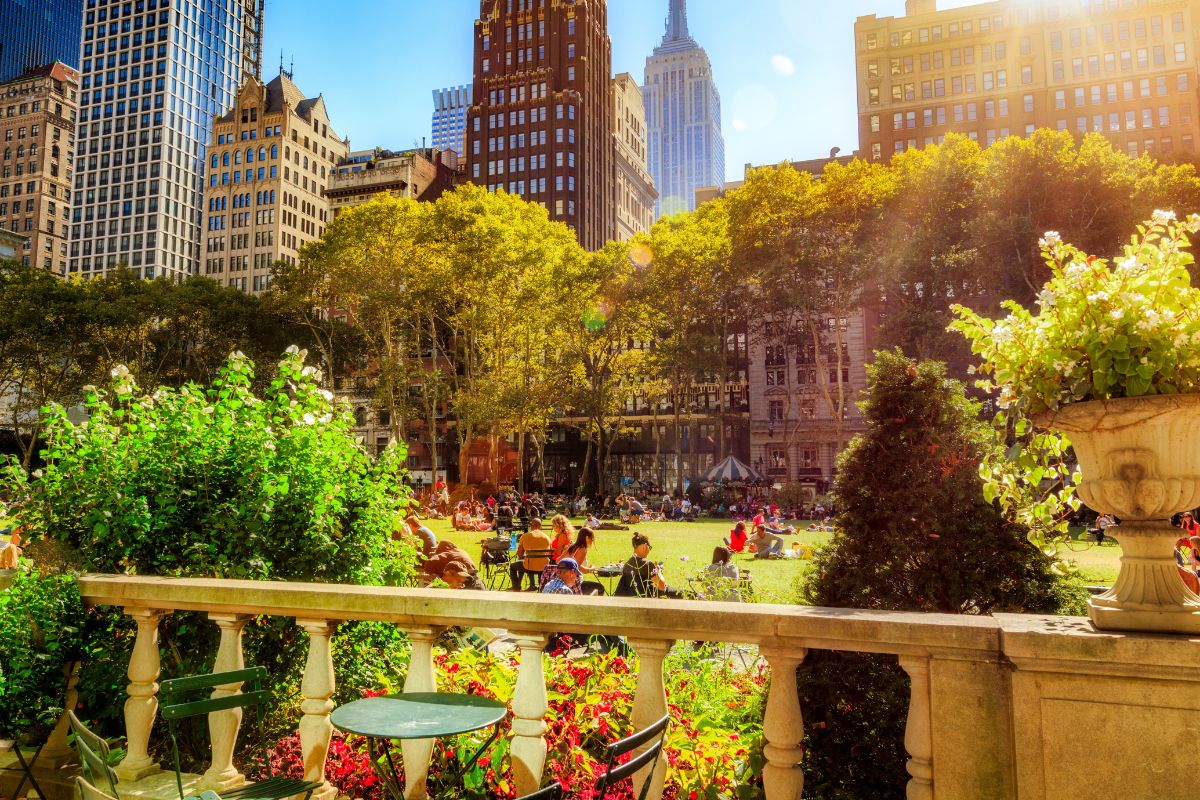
[0,62,80,275]
[465,0,615,250]
[202,72,347,295]
[643,0,725,217]
[0,0,84,82]
[70,0,264,280]
[431,85,472,156]
[611,73,656,240]
[856,0,1200,161]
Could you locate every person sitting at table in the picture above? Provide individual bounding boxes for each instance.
[566,527,605,595]
[615,533,682,599]
[549,514,575,561]
[542,559,629,656]
[420,541,484,590]
[509,517,553,591]
[696,546,741,601]
[725,521,749,553]
[751,524,784,559]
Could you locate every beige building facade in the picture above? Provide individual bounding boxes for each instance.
[0,62,78,275]
[203,72,347,294]
[856,0,1200,161]
[611,73,657,240]
[325,147,459,218]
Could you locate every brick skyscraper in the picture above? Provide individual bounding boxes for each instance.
[466,0,614,250]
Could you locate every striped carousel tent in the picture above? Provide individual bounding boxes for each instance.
[701,456,766,485]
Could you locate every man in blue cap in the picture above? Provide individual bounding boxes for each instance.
[541,557,582,595]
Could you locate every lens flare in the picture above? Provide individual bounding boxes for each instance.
[582,301,610,332]
[629,243,654,268]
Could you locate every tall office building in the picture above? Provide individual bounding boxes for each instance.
[202,72,347,295]
[643,0,725,217]
[70,0,264,280]
[856,0,1200,160]
[611,72,656,240]
[466,0,615,250]
[0,62,80,275]
[0,0,84,82]
[431,85,472,156]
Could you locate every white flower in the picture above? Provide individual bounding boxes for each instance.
[286,345,301,355]
[317,389,333,402]
[1065,261,1089,278]
[1152,209,1177,226]
[1087,291,1110,304]
[111,365,131,379]
[1037,289,1058,308]
[993,323,1014,343]
[1186,213,1200,234]
[967,364,977,374]
[1117,256,1142,274]
[1040,231,1062,248]
[1109,308,1125,321]
[302,413,316,425]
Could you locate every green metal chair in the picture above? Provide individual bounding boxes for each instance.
[75,776,118,800]
[159,667,322,800]
[68,711,121,800]
[593,714,670,800]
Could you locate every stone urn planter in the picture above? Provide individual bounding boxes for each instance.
[1037,394,1200,633]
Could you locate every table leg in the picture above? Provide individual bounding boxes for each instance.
[9,741,47,800]
[442,723,502,789]
[368,738,405,800]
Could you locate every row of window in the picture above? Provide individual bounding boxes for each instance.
[864,10,1186,51]
[876,130,1195,159]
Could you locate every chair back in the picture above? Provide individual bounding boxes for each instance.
[594,714,670,800]
[159,666,271,800]
[76,776,117,800]
[515,782,564,800]
[68,712,120,800]
[521,547,554,571]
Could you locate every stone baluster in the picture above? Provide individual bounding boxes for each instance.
[202,614,252,791]
[899,655,934,800]
[40,662,81,767]
[629,638,673,800]
[400,628,442,800]
[761,647,807,800]
[297,619,337,800]
[116,609,166,782]
[509,634,549,798]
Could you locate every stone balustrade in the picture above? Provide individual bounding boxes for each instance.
[73,574,1200,800]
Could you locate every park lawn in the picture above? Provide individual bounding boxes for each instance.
[423,517,1124,600]
[424,517,831,603]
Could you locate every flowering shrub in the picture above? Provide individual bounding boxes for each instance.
[950,212,1200,415]
[257,647,768,800]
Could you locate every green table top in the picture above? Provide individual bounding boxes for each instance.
[330,693,509,740]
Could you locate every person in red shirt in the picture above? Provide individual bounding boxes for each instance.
[725,521,749,553]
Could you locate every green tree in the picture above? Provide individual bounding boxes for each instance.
[0,261,102,468]
[798,350,1083,799]
[642,202,733,493]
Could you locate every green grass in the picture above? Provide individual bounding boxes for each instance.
[422,517,831,603]
[421,517,1125,602]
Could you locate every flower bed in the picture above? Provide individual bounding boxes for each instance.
[254,647,768,800]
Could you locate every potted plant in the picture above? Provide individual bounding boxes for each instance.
[951,211,1200,633]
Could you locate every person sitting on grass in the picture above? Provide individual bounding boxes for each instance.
[725,521,749,553]
[750,524,784,560]
[615,533,683,599]
[509,517,553,591]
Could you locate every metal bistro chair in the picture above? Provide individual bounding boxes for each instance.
[515,782,564,800]
[160,667,323,800]
[67,711,120,800]
[593,714,670,800]
[510,548,554,592]
[479,535,513,589]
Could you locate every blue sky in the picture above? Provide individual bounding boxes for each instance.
[262,0,980,182]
